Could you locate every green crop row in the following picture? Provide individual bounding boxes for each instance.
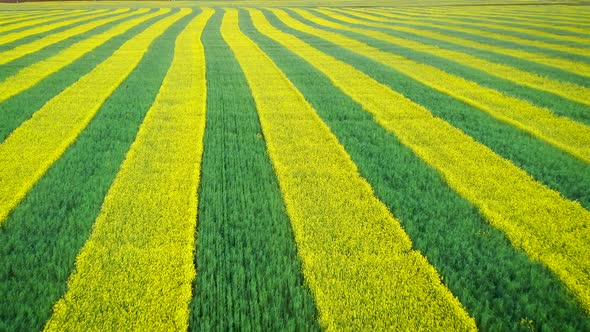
[0,4,588,331]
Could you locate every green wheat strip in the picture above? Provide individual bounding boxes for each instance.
[375,9,590,45]
[44,9,212,330]
[0,8,166,104]
[0,10,109,46]
[374,7,590,29]
[0,9,189,226]
[0,9,184,331]
[241,9,590,329]
[226,8,476,331]
[363,9,590,54]
[250,7,590,314]
[322,8,590,77]
[0,11,64,26]
[189,9,319,331]
[296,9,590,107]
[0,9,86,34]
[0,8,136,65]
[391,9,590,35]
[388,7,590,26]
[272,9,590,163]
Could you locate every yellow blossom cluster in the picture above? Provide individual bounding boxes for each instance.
[44,8,212,331]
[249,7,590,314]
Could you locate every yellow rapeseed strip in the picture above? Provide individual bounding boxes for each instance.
[358,6,590,49]
[0,9,189,226]
[492,12,590,27]
[0,8,138,65]
[0,10,42,18]
[0,9,111,46]
[374,7,590,27]
[389,7,590,27]
[0,8,165,104]
[0,11,60,26]
[44,9,212,330]
[273,9,590,163]
[323,8,590,77]
[225,9,476,331]
[343,9,590,56]
[376,9,590,45]
[250,8,590,314]
[392,8,590,35]
[294,9,590,107]
[0,9,86,34]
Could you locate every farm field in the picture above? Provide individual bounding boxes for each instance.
[0,0,589,330]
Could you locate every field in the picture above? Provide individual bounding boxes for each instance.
[0,0,589,330]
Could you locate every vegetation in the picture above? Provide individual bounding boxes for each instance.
[241,8,590,330]
[190,10,319,331]
[0,1,588,331]
[0,8,182,330]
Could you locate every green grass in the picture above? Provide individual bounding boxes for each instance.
[0,9,191,331]
[246,9,590,331]
[189,10,320,331]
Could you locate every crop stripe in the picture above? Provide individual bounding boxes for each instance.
[250,7,590,314]
[0,8,137,65]
[0,9,186,331]
[353,9,590,57]
[392,7,590,33]
[383,7,590,26]
[374,9,590,45]
[0,11,67,27]
[240,8,590,329]
[322,8,590,77]
[0,9,87,34]
[0,9,172,142]
[295,9,590,109]
[392,8,590,31]
[364,8,590,51]
[44,8,211,331]
[227,8,476,331]
[0,10,111,46]
[0,9,167,104]
[189,10,320,330]
[0,11,45,20]
[0,9,187,226]
[270,8,590,212]
[344,8,590,60]
[272,9,590,163]
[391,9,590,35]
[299,9,590,126]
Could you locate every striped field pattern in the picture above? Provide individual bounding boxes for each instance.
[0,1,589,331]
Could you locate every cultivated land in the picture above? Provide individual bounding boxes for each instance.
[0,0,589,330]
